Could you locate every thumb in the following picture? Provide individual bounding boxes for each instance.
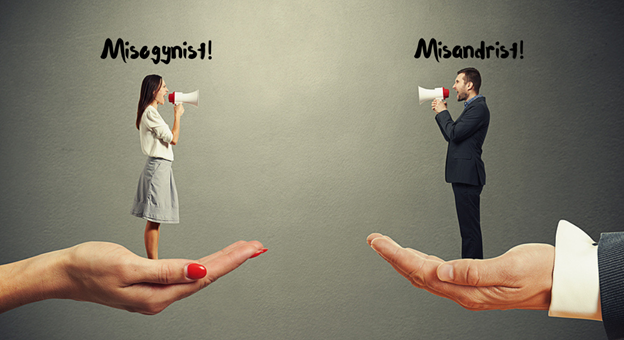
[437,257,508,287]
[138,259,207,284]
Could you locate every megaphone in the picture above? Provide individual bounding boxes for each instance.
[418,86,449,105]
[168,90,199,106]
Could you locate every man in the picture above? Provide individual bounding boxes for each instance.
[432,67,490,259]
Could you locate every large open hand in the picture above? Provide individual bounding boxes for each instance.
[367,233,554,311]
[64,240,265,314]
[1,240,265,315]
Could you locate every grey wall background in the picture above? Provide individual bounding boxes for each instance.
[1,0,623,339]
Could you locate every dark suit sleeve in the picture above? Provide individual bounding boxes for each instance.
[435,103,488,143]
[435,110,451,142]
[598,232,624,340]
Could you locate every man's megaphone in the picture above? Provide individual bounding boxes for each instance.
[168,90,199,106]
[418,86,449,105]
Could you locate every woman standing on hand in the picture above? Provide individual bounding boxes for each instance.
[131,74,184,259]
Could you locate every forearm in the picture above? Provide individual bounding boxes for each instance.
[549,220,602,321]
[0,248,72,313]
[170,116,181,145]
[435,111,451,141]
[438,106,486,142]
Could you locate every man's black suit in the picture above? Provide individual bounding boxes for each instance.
[435,96,490,259]
[598,231,624,339]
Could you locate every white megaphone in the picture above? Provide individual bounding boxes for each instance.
[418,86,449,105]
[168,90,199,106]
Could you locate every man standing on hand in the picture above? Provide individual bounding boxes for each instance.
[432,67,490,259]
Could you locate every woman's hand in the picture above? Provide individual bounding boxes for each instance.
[174,103,185,118]
[1,240,265,315]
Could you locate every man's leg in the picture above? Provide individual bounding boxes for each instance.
[452,183,484,259]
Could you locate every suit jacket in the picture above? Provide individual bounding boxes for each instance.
[598,232,624,340]
[435,96,490,186]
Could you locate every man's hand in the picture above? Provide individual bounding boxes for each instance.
[367,233,554,311]
[432,99,447,114]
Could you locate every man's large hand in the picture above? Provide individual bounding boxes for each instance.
[367,233,554,311]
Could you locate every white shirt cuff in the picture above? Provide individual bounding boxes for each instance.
[548,220,602,320]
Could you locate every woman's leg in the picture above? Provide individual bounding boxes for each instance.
[144,221,161,259]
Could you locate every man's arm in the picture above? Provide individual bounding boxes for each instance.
[598,232,624,339]
[432,99,450,141]
[549,220,601,320]
[435,102,488,143]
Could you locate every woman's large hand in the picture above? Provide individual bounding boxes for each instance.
[1,240,265,315]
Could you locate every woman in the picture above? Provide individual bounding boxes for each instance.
[131,74,184,259]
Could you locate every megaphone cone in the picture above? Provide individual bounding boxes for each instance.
[418,86,449,105]
[168,90,199,107]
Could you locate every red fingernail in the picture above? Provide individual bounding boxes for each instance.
[250,248,268,258]
[186,263,207,280]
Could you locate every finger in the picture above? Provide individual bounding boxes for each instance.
[378,256,487,307]
[185,263,207,280]
[198,240,249,263]
[199,241,264,285]
[369,236,418,281]
[437,256,511,287]
[206,240,264,261]
[132,241,262,285]
[249,248,268,258]
[406,247,443,261]
[369,235,404,251]
[120,241,263,314]
[386,248,432,279]
[367,237,488,305]
[369,236,440,286]
[367,233,384,246]
[133,258,211,285]
[369,236,400,263]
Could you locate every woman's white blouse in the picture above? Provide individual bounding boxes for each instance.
[138,105,174,161]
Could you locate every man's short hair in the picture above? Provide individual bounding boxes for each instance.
[457,67,481,94]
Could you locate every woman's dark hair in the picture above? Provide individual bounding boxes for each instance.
[136,74,162,129]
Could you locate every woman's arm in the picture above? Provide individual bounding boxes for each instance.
[170,104,184,145]
[0,249,71,313]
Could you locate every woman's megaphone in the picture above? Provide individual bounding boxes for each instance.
[418,86,449,105]
[168,90,199,106]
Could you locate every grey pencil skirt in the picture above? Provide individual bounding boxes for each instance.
[131,157,179,224]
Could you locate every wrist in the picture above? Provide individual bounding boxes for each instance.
[549,221,602,320]
[0,248,72,313]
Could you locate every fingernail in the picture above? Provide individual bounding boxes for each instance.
[437,264,454,281]
[186,263,207,280]
[250,248,268,258]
